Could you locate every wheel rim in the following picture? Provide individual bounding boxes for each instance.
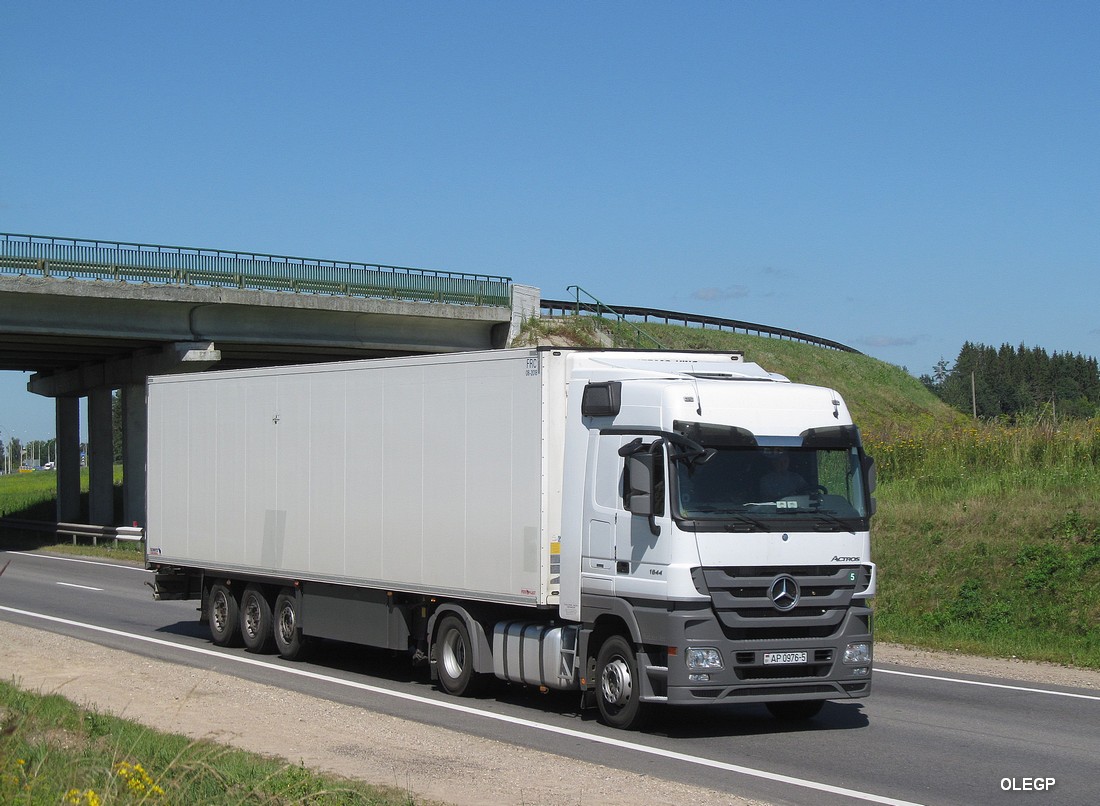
[277,603,295,645]
[243,596,260,639]
[600,656,633,707]
[212,592,229,634]
[441,628,466,680]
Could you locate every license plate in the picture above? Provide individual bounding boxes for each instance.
[763,651,808,665]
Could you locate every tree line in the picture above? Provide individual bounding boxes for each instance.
[922,342,1100,420]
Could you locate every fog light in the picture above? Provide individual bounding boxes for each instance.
[844,642,872,665]
[686,647,724,670]
[688,673,711,682]
[852,667,870,677]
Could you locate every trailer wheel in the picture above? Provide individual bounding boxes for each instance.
[595,635,648,730]
[766,700,825,721]
[240,585,275,654]
[435,615,485,697]
[208,582,241,647]
[273,590,310,661]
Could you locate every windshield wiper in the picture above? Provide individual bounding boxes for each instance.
[807,510,857,533]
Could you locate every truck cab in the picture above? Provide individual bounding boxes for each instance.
[559,351,876,728]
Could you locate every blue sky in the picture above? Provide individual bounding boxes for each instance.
[2,1,1098,440]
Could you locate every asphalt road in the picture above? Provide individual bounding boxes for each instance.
[1,548,1096,806]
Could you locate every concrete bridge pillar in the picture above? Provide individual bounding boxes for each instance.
[55,396,81,522]
[121,383,147,528]
[87,387,114,526]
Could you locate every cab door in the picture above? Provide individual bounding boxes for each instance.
[613,440,671,597]
[581,431,619,594]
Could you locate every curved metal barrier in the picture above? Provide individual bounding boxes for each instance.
[540,298,860,353]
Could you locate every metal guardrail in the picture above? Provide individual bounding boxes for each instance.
[540,299,861,353]
[0,233,513,308]
[0,517,144,546]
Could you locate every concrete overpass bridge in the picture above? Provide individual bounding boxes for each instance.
[1,233,537,530]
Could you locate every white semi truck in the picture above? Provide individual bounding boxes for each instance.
[147,347,876,729]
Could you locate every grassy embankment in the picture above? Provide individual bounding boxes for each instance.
[0,681,413,806]
[525,316,1100,668]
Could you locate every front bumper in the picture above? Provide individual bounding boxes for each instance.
[641,601,874,705]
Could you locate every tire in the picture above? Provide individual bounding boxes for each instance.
[273,590,310,661]
[435,615,485,697]
[208,582,241,647]
[766,700,825,721]
[595,635,648,730]
[240,585,275,654]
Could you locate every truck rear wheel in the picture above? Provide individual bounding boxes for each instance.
[208,582,241,647]
[273,590,310,660]
[240,585,275,654]
[595,635,648,730]
[435,615,485,697]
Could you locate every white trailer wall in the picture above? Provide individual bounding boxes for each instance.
[147,350,549,605]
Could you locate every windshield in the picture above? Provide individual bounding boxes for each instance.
[673,440,871,529]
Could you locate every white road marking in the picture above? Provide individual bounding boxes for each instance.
[875,667,1100,701]
[55,582,104,591]
[0,604,921,806]
[5,550,149,572]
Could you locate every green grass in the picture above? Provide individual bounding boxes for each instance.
[0,467,124,524]
[867,422,1100,667]
[0,680,416,805]
[0,470,71,521]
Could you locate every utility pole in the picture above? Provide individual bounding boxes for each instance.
[971,371,977,419]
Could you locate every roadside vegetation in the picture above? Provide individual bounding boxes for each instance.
[0,680,415,805]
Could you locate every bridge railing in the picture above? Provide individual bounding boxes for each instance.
[0,233,512,308]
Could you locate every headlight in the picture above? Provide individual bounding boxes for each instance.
[686,647,724,670]
[844,641,872,665]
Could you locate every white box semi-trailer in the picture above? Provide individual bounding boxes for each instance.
[148,347,877,729]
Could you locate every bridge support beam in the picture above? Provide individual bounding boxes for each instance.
[55,396,81,522]
[121,383,147,528]
[88,387,114,526]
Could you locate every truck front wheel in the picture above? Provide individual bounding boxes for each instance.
[208,582,241,647]
[595,635,648,730]
[435,615,485,697]
[240,585,275,654]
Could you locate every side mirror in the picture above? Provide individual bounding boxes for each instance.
[862,455,877,517]
[862,455,877,494]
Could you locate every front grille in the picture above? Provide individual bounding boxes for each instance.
[702,565,861,641]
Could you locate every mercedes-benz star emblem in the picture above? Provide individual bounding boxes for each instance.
[768,574,801,611]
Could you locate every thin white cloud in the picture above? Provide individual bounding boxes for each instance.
[692,285,750,302]
[858,335,926,348]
